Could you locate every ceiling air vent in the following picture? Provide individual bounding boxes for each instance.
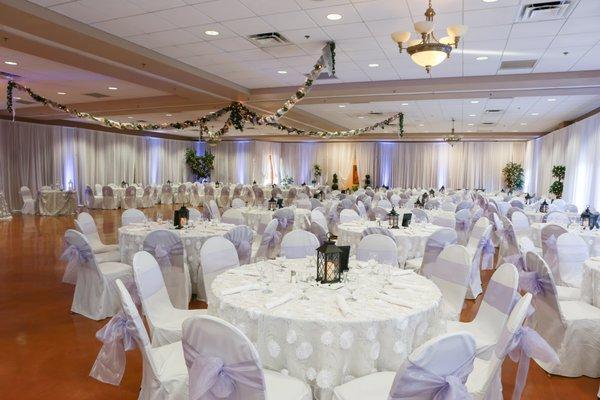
[516,1,578,22]
[83,92,110,98]
[368,111,383,115]
[500,59,538,70]
[481,122,495,125]
[485,109,503,113]
[16,99,35,105]
[247,32,289,48]
[304,72,337,80]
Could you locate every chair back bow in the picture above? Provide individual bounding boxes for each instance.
[479,237,495,269]
[61,244,93,264]
[518,271,548,295]
[153,243,172,269]
[89,311,138,385]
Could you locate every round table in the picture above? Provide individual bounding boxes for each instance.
[242,206,311,233]
[210,257,443,400]
[531,223,600,256]
[119,221,238,298]
[524,209,579,223]
[37,190,77,216]
[336,221,440,265]
[426,209,455,228]
[582,258,600,307]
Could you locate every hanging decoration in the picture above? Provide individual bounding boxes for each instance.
[4,42,403,142]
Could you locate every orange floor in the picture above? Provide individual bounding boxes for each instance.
[0,206,597,399]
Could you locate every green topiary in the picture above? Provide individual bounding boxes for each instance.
[364,174,371,188]
[502,162,524,192]
[549,165,566,198]
[332,173,339,190]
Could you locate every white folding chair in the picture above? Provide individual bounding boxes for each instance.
[101,186,118,210]
[183,315,311,400]
[405,227,457,272]
[19,186,37,215]
[224,225,254,265]
[340,208,361,223]
[132,251,204,346]
[280,230,319,259]
[74,212,119,254]
[199,237,239,303]
[121,208,146,226]
[511,210,531,239]
[356,234,398,266]
[556,233,589,288]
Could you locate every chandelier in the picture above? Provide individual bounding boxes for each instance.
[443,118,462,147]
[390,0,467,73]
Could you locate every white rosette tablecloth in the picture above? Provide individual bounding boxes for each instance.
[524,209,579,223]
[336,221,440,265]
[210,258,443,400]
[37,190,77,216]
[242,206,311,233]
[0,192,11,220]
[119,221,237,293]
[531,223,600,256]
[582,258,600,307]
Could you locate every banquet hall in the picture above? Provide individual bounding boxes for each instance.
[1,0,600,398]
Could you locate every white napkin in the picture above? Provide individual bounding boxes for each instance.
[379,293,413,308]
[391,269,414,277]
[590,256,600,262]
[336,294,353,317]
[221,284,261,296]
[389,281,422,290]
[265,292,297,309]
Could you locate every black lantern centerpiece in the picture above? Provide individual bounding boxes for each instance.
[388,206,400,229]
[173,204,189,229]
[525,193,532,205]
[539,200,549,213]
[268,197,277,211]
[316,234,342,284]
[121,180,127,188]
[415,198,423,209]
[429,189,435,197]
[581,206,592,229]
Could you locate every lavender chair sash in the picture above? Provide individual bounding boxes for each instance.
[184,348,264,400]
[224,228,253,265]
[89,311,137,385]
[485,280,517,315]
[143,241,183,271]
[500,326,559,400]
[479,237,495,269]
[518,271,551,295]
[389,358,474,400]
[61,244,94,284]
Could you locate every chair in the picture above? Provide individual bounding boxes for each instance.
[565,204,578,213]
[556,233,589,288]
[465,217,494,298]
[204,184,215,203]
[254,187,265,206]
[525,254,600,377]
[456,200,473,212]
[295,198,311,210]
[424,244,471,321]
[109,280,188,399]
[174,184,188,204]
[84,185,102,209]
[121,208,146,226]
[74,212,119,254]
[186,207,201,222]
[160,184,173,205]
[183,315,312,400]
[455,208,472,245]
[273,207,295,236]
[189,185,202,207]
[132,251,204,346]
[142,230,191,310]
[101,186,118,210]
[221,208,245,225]
[224,225,254,265]
[356,234,398,266]
[199,237,239,303]
[360,226,396,243]
[254,219,281,262]
[122,186,138,209]
[140,186,153,208]
[377,199,392,210]
[64,229,132,320]
[553,198,567,211]
[511,210,531,239]
[340,208,361,224]
[447,263,519,359]
[310,198,322,210]
[405,227,457,272]
[94,184,103,196]
[310,209,327,231]
[545,211,571,226]
[541,224,568,282]
[441,201,456,212]
[280,230,319,259]
[310,221,328,245]
[231,197,246,209]
[411,208,429,223]
[332,332,476,400]
[209,200,220,220]
[523,252,581,302]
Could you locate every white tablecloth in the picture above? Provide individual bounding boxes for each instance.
[524,210,578,223]
[531,223,600,256]
[37,190,77,216]
[210,258,443,400]
[336,221,440,265]
[242,207,311,233]
[119,221,237,293]
[582,258,600,307]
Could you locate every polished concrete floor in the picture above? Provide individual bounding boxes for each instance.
[0,206,597,399]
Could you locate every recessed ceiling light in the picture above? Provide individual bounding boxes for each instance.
[14,97,21,100]
[482,0,498,3]
[531,112,539,116]
[57,92,66,95]
[419,123,424,127]
[4,61,18,66]
[165,114,172,117]
[205,30,219,36]
[512,130,518,132]
[401,103,409,106]
[338,104,346,108]
[358,116,365,119]
[368,63,379,68]
[108,86,118,90]
[520,122,527,125]
[475,56,488,61]
[327,13,342,21]
[470,100,479,104]
[277,70,287,74]
[467,123,474,126]
[127,116,133,119]
[468,114,476,117]
[547,98,556,102]
[467,130,473,132]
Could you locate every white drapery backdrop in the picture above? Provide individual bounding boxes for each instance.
[524,112,600,210]
[0,120,204,210]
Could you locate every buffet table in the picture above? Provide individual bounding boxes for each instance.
[37,190,77,216]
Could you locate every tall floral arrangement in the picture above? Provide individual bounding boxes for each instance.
[312,164,322,185]
[502,162,524,192]
[185,149,214,181]
[549,165,566,199]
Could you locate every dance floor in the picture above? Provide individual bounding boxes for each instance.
[0,206,597,400]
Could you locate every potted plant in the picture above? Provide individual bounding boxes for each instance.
[364,174,371,188]
[331,173,339,190]
[549,165,566,199]
[185,148,215,181]
[502,162,524,193]
[281,176,294,187]
[312,164,322,186]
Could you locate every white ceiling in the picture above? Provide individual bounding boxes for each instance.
[28,0,600,88]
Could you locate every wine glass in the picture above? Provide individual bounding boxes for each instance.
[156,212,163,224]
[346,273,359,302]
[257,263,273,294]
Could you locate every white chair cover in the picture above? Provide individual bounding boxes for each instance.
[182,315,311,400]
[356,234,398,266]
[175,184,188,204]
[454,209,472,246]
[556,233,588,288]
[541,224,567,283]
[132,251,204,346]
[189,185,202,207]
[415,227,458,275]
[231,198,246,209]
[75,212,119,255]
[221,208,245,225]
[310,209,327,231]
[280,230,319,259]
[95,184,103,196]
[310,198,322,210]
[545,211,570,226]
[273,207,295,236]
[199,237,239,303]
[204,184,215,202]
[143,230,191,310]
[209,200,220,220]
[123,186,138,209]
[310,221,328,245]
[441,202,456,212]
[456,201,473,212]
[360,226,396,243]
[122,208,146,226]
[140,186,153,208]
[411,208,429,223]
[65,229,132,320]
[187,207,202,221]
[102,186,118,210]
[465,218,494,298]
[224,225,254,265]
[254,219,281,262]
[511,210,531,239]
[254,187,265,206]
[84,185,100,209]
[377,199,392,210]
[160,184,173,205]
[339,208,361,223]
